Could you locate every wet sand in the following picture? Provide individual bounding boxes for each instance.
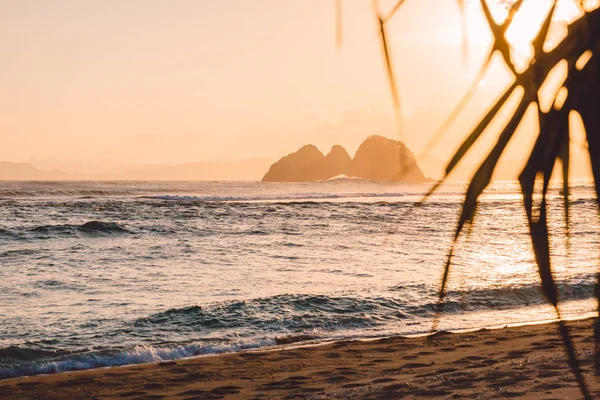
[1,318,599,399]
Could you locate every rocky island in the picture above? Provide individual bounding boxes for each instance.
[262,135,427,182]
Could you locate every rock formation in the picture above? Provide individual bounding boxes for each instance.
[262,145,327,182]
[262,135,427,182]
[350,135,424,182]
[323,145,352,178]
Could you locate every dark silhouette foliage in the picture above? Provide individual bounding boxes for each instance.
[337,0,600,398]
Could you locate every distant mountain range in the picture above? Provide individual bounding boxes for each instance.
[1,146,593,182]
[0,157,274,181]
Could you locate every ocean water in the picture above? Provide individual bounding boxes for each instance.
[0,179,598,379]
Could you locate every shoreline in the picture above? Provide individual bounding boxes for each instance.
[3,311,597,382]
[1,317,599,399]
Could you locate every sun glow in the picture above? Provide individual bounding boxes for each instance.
[468,0,595,63]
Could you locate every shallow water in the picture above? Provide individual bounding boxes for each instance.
[0,179,598,378]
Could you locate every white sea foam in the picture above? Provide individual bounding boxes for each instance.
[0,339,277,379]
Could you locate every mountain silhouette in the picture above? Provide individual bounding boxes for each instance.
[262,135,427,182]
[0,158,274,181]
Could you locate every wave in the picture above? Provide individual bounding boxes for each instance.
[0,339,276,379]
[144,192,423,203]
[132,278,596,335]
[144,194,280,202]
[133,295,410,333]
[0,228,20,240]
[324,174,354,181]
[1,275,596,379]
[0,189,146,199]
[0,346,71,364]
[0,249,38,259]
[317,175,404,183]
[394,277,597,314]
[0,180,419,200]
[134,279,596,333]
[26,221,131,236]
[143,190,565,204]
[77,221,130,233]
[0,181,595,201]
[29,224,75,234]
[34,279,87,292]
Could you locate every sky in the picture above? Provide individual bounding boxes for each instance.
[0,0,591,168]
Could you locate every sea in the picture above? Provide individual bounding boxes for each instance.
[0,179,598,379]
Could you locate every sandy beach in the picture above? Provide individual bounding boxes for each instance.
[0,318,598,399]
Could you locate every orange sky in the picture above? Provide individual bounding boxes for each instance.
[0,0,593,169]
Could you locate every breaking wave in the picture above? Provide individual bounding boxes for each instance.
[1,275,595,379]
[24,221,131,236]
[0,339,276,379]
[77,221,130,233]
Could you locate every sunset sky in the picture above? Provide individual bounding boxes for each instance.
[0,0,590,169]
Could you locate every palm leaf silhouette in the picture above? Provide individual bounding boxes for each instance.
[365,1,600,398]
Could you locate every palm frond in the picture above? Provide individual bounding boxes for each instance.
[372,2,403,137]
[370,1,600,396]
[384,0,407,22]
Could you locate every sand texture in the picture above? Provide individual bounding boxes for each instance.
[1,318,599,399]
